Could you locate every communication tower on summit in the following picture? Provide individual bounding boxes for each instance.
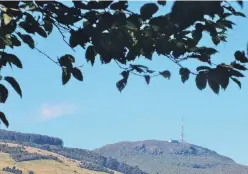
[181,116,184,143]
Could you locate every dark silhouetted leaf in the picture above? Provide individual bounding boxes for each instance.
[127,14,142,29]
[10,35,21,47]
[234,51,248,63]
[219,35,227,42]
[147,69,155,73]
[4,76,22,98]
[116,70,129,92]
[196,66,211,71]
[204,21,218,37]
[73,1,88,9]
[160,70,171,79]
[130,64,145,73]
[2,37,13,48]
[71,67,83,81]
[231,77,241,88]
[62,68,71,85]
[204,48,218,55]
[144,75,150,84]
[219,74,229,90]
[113,11,127,26]
[212,36,221,45]
[179,68,190,83]
[5,54,22,69]
[59,55,74,70]
[133,64,149,69]
[0,84,8,103]
[140,3,159,20]
[208,67,230,90]
[221,12,232,18]
[86,45,96,66]
[237,0,243,8]
[121,70,129,80]
[231,61,247,71]
[0,112,9,128]
[43,17,53,35]
[69,30,79,48]
[19,21,36,34]
[36,26,48,38]
[208,79,220,94]
[157,0,166,6]
[229,69,245,77]
[219,19,235,29]
[192,30,202,43]
[116,79,127,92]
[195,72,207,90]
[233,11,246,17]
[66,54,75,63]
[110,1,128,10]
[224,5,236,13]
[17,32,35,49]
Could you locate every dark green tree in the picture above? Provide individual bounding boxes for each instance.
[0,1,247,127]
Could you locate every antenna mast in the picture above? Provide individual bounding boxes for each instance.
[181,116,184,143]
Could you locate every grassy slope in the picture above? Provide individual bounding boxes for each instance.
[0,143,119,174]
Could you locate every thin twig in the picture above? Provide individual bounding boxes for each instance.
[53,23,76,52]
[177,54,194,62]
[13,29,59,66]
[166,54,197,75]
[124,9,136,15]
[167,54,183,68]
[151,74,160,77]
[35,47,59,66]
[130,71,144,77]
[114,60,129,70]
[75,64,84,69]
[115,59,161,79]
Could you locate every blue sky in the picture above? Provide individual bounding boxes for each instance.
[1,1,248,166]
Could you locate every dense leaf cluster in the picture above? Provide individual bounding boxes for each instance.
[0,1,247,127]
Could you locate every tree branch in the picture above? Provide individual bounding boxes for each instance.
[53,22,76,52]
[34,47,59,66]
[166,54,197,75]
[115,60,160,78]
[114,60,129,70]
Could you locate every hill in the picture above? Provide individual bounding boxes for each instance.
[0,129,147,174]
[94,140,248,174]
[0,142,110,174]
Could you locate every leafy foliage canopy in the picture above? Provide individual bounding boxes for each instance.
[0,0,247,127]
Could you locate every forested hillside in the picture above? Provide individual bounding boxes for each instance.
[0,129,147,174]
[0,129,63,146]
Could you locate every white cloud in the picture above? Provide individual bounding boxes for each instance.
[39,102,77,121]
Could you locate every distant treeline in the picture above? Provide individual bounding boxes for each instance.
[0,144,62,163]
[3,166,23,174]
[0,129,63,146]
[2,165,35,174]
